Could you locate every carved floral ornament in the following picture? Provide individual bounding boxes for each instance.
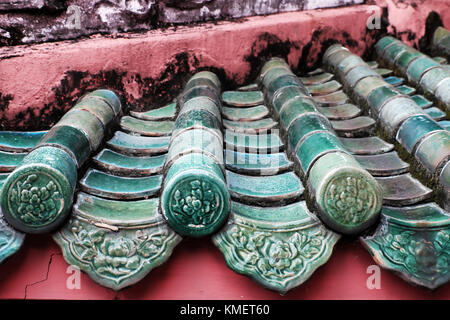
[171,179,221,226]
[7,173,63,227]
[364,224,450,289]
[324,175,378,226]
[213,221,340,292]
[54,217,181,289]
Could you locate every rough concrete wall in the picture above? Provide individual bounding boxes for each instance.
[0,0,364,46]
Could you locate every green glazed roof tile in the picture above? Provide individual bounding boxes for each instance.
[438,120,450,130]
[93,149,166,176]
[305,80,342,96]
[120,116,174,136]
[299,72,333,85]
[130,102,177,121]
[340,136,394,155]
[316,103,361,120]
[226,170,304,204]
[411,94,433,109]
[224,150,293,176]
[384,76,404,86]
[375,68,393,76]
[362,203,450,289]
[313,90,350,106]
[396,85,416,95]
[53,192,181,290]
[375,173,433,206]
[0,131,47,153]
[354,152,410,177]
[107,131,170,156]
[237,83,259,91]
[223,118,277,134]
[224,130,284,153]
[0,150,26,172]
[425,107,447,121]
[222,91,264,107]
[0,210,25,264]
[330,116,376,137]
[80,169,163,200]
[222,105,269,122]
[213,200,340,293]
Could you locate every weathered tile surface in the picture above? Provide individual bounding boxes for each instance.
[213,201,340,293]
[317,103,361,120]
[339,136,394,155]
[53,193,181,290]
[107,131,170,155]
[94,149,166,176]
[222,105,269,122]
[120,116,174,136]
[223,118,277,134]
[375,174,433,206]
[80,169,163,200]
[362,203,450,289]
[130,102,177,121]
[354,152,410,176]
[226,170,304,203]
[222,91,264,107]
[224,150,293,176]
[330,116,376,137]
[0,131,47,152]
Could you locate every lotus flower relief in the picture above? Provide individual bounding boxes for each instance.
[172,179,219,225]
[9,174,61,225]
[326,176,375,224]
[230,226,324,278]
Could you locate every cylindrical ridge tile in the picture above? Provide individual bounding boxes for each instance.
[326,42,449,177]
[295,131,349,175]
[0,90,121,234]
[414,131,450,173]
[378,96,426,135]
[308,152,382,235]
[376,36,450,112]
[161,72,229,237]
[260,58,382,235]
[396,115,446,153]
[0,146,77,234]
[54,109,104,151]
[80,89,122,116]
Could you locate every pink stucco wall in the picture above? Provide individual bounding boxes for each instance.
[0,0,449,130]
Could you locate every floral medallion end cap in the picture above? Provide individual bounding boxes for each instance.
[309,154,383,235]
[161,169,230,237]
[0,164,75,234]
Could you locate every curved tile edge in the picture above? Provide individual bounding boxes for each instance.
[213,214,340,294]
[361,210,450,290]
[53,215,182,291]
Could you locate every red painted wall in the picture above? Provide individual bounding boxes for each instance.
[0,235,448,299]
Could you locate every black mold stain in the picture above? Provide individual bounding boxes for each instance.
[297,27,361,74]
[0,51,218,130]
[244,32,299,84]
[0,26,26,47]
[419,11,443,54]
[130,51,196,111]
[0,69,127,130]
